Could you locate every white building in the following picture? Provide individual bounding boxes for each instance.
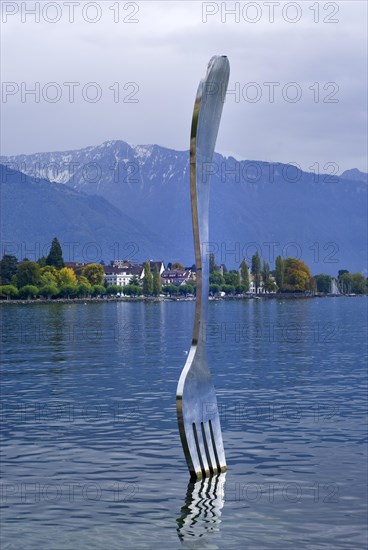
[104,265,144,287]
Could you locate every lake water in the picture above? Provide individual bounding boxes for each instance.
[1,298,367,549]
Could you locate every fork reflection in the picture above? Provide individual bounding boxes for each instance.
[176,473,226,547]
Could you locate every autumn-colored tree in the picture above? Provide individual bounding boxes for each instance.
[41,265,58,277]
[283,258,312,292]
[171,262,185,271]
[81,264,104,286]
[57,267,78,288]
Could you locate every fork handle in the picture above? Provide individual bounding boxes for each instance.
[190,56,230,346]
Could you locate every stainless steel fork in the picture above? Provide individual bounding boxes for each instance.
[176,56,230,479]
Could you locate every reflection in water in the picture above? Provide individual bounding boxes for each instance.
[177,473,226,548]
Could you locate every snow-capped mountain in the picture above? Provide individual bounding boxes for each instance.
[1,141,367,274]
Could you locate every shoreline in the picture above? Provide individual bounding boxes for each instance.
[0,293,360,306]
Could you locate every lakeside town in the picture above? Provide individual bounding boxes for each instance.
[0,238,367,302]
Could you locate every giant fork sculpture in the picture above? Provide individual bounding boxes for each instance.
[176,56,230,479]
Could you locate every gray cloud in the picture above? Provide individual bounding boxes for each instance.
[1,0,367,173]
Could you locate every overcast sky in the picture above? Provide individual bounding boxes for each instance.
[1,0,367,173]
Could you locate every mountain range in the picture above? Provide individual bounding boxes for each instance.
[1,141,367,275]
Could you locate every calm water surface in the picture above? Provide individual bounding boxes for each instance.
[1,298,367,549]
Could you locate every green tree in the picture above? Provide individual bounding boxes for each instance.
[19,285,39,299]
[209,271,224,285]
[82,263,104,286]
[152,265,162,296]
[314,274,332,294]
[46,238,64,269]
[337,272,366,294]
[17,261,41,288]
[142,262,153,295]
[123,285,143,296]
[162,284,178,296]
[209,253,216,274]
[275,256,284,290]
[0,254,18,285]
[39,285,59,299]
[262,260,270,282]
[209,283,220,295]
[37,256,47,267]
[222,284,235,295]
[179,284,194,296]
[59,284,78,298]
[0,285,19,300]
[91,285,106,297]
[251,251,262,292]
[262,260,275,292]
[350,273,367,294]
[77,276,92,297]
[129,275,140,286]
[338,269,349,280]
[224,271,240,286]
[106,285,121,296]
[240,259,250,292]
[264,279,277,293]
[41,265,58,277]
[40,270,58,287]
[339,273,351,293]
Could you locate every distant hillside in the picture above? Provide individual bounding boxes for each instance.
[0,164,171,263]
[340,168,367,184]
[1,141,367,274]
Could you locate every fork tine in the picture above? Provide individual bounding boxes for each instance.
[201,421,219,475]
[209,417,226,471]
[181,420,202,477]
[193,422,211,477]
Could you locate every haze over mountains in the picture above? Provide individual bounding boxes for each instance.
[1,141,367,275]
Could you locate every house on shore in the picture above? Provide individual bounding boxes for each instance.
[104,264,144,287]
[104,260,166,287]
[161,269,193,287]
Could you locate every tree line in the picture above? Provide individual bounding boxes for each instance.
[0,238,107,300]
[0,238,367,300]
[209,252,367,295]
